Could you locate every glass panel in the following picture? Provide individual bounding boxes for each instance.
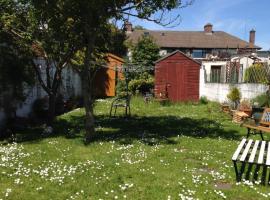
[192,50,206,58]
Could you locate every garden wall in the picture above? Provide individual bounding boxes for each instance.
[199,68,268,102]
[0,59,82,127]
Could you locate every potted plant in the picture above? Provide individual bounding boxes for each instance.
[227,86,241,110]
[239,99,252,116]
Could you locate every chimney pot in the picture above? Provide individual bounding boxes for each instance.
[204,23,213,34]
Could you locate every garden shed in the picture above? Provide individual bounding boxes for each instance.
[154,50,201,102]
[94,53,124,97]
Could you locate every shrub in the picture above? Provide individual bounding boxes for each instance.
[199,96,209,104]
[244,64,269,84]
[128,76,154,95]
[116,79,128,97]
[227,86,241,109]
[252,93,270,107]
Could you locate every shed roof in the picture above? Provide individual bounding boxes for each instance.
[155,50,201,65]
[107,53,124,63]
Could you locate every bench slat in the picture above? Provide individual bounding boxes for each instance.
[266,142,270,166]
[258,141,266,164]
[243,124,270,133]
[240,140,253,162]
[248,140,259,163]
[232,139,246,161]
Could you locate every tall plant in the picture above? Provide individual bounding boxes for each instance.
[227,86,241,109]
[131,35,160,69]
[244,63,269,84]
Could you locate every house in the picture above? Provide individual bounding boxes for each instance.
[155,50,200,102]
[202,53,269,85]
[125,21,261,59]
[200,53,269,103]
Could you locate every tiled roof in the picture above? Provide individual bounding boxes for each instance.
[127,30,261,49]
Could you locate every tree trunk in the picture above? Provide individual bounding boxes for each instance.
[82,40,96,144]
[47,93,56,125]
[82,73,96,143]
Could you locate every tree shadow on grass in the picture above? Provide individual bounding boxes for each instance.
[13,113,241,144]
[93,115,241,144]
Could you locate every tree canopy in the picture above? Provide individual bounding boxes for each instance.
[0,29,35,118]
[0,0,193,142]
[131,35,160,67]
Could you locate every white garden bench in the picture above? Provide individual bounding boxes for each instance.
[232,138,270,182]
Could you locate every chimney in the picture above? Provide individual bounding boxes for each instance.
[124,20,132,33]
[204,23,213,34]
[249,29,255,46]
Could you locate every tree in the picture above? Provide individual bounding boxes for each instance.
[131,34,160,68]
[0,0,80,124]
[1,0,192,142]
[0,31,35,120]
[124,35,160,94]
[64,0,193,143]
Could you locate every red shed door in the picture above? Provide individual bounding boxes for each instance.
[167,63,187,101]
[167,63,176,101]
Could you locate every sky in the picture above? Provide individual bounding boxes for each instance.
[126,0,270,50]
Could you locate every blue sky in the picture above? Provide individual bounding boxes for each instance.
[127,0,270,50]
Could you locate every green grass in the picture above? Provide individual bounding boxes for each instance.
[0,96,269,200]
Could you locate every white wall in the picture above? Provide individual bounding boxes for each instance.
[200,68,268,102]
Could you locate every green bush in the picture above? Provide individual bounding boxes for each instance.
[116,79,129,97]
[244,64,269,84]
[252,93,270,107]
[199,96,209,104]
[128,76,154,95]
[227,86,241,109]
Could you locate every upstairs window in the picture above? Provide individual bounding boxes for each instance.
[192,50,206,58]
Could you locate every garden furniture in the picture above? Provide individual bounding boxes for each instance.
[232,139,270,182]
[109,95,131,117]
[242,108,270,140]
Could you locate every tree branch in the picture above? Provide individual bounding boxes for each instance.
[31,60,52,95]
[122,11,181,27]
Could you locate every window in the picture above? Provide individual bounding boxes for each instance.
[210,65,222,83]
[192,50,206,58]
[144,32,149,36]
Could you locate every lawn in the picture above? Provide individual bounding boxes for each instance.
[0,97,270,200]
